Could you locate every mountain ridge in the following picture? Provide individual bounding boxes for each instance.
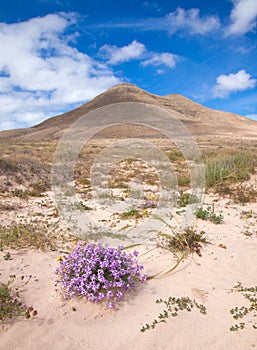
[1,83,257,141]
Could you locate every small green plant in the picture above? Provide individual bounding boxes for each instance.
[177,191,198,207]
[120,207,143,220]
[79,178,91,186]
[71,201,93,211]
[230,184,257,204]
[3,252,11,260]
[195,205,223,224]
[230,323,246,331]
[0,275,37,322]
[28,181,48,197]
[167,150,184,162]
[230,282,257,331]
[240,210,254,219]
[141,296,206,332]
[178,175,190,187]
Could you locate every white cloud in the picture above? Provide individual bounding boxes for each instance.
[100,41,178,74]
[95,7,220,36]
[0,13,120,130]
[227,0,257,35]
[141,52,178,68]
[99,40,146,64]
[166,7,220,35]
[213,69,256,98]
[0,13,182,131]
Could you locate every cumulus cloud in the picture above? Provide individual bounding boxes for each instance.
[99,40,146,64]
[100,41,178,72]
[166,7,220,35]
[213,69,256,98]
[0,13,120,130]
[99,40,179,74]
[141,52,178,68]
[227,0,257,35]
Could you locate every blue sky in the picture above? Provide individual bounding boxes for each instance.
[0,0,257,130]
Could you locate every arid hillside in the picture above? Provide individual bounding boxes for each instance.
[1,83,257,142]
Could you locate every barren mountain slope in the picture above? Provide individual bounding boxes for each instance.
[1,83,257,141]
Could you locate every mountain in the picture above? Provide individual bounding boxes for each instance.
[1,83,257,142]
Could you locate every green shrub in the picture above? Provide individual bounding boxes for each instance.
[177,191,198,207]
[195,205,223,224]
[0,275,37,322]
[204,152,256,190]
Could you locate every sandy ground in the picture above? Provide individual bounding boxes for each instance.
[1,189,257,350]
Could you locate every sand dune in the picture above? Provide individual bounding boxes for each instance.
[1,189,257,349]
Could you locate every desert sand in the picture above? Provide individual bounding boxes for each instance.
[1,185,257,350]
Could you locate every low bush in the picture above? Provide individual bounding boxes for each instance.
[0,275,37,322]
[195,205,223,224]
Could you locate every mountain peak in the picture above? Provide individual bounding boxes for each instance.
[1,83,257,142]
[106,82,143,91]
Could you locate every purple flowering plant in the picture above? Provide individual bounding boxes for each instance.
[138,199,157,210]
[55,241,147,308]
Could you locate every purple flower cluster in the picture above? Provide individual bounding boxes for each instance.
[138,199,157,210]
[55,242,147,308]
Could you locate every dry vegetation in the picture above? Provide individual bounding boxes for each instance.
[0,138,256,200]
[0,135,256,320]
